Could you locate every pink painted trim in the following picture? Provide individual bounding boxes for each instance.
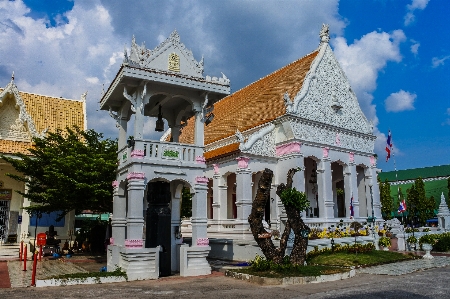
[196,238,209,247]
[322,147,329,158]
[349,152,354,163]
[112,180,119,188]
[195,176,209,184]
[126,172,145,180]
[109,237,114,245]
[212,164,219,174]
[276,142,301,157]
[131,149,144,159]
[195,156,206,164]
[125,239,143,248]
[237,156,250,169]
[370,156,376,166]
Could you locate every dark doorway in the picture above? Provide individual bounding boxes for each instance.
[145,181,171,277]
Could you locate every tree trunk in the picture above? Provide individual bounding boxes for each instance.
[248,168,310,265]
[276,168,310,265]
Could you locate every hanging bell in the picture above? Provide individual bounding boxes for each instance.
[155,105,164,132]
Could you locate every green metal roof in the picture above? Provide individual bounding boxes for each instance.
[378,164,450,182]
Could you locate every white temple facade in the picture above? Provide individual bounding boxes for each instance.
[102,25,382,279]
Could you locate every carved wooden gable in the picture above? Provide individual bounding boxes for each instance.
[291,44,373,134]
[128,30,204,78]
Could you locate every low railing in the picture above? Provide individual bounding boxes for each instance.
[118,140,204,165]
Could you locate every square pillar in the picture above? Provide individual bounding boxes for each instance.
[317,153,334,219]
[192,177,209,244]
[371,167,382,219]
[344,163,359,219]
[212,167,228,221]
[126,172,146,241]
[235,157,252,221]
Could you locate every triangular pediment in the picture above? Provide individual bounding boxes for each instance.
[0,80,44,141]
[291,43,373,134]
[128,30,204,78]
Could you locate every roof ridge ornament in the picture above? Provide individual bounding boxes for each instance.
[319,24,330,45]
[11,71,14,82]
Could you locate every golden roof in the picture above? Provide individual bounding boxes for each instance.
[0,86,86,155]
[179,50,318,160]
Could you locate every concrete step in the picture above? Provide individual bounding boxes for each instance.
[0,244,21,259]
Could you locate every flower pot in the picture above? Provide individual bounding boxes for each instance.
[422,243,433,259]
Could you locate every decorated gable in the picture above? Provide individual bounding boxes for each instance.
[291,44,372,135]
[128,30,204,78]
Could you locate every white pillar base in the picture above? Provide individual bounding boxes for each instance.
[119,247,160,280]
[180,245,211,277]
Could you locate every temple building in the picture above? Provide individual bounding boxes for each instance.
[102,25,382,279]
[0,75,86,245]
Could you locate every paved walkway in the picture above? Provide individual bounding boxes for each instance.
[357,256,450,275]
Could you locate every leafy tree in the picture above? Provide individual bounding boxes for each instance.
[379,178,393,220]
[407,177,435,226]
[1,127,117,219]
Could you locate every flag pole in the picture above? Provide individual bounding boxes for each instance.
[390,131,404,224]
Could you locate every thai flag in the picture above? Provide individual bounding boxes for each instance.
[385,130,392,162]
[397,200,407,213]
[349,195,354,217]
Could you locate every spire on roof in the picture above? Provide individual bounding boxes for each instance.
[319,24,330,45]
[11,71,14,82]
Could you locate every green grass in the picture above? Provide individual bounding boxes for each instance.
[307,250,416,267]
[235,251,417,278]
[48,267,126,280]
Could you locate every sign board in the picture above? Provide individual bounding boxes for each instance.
[37,233,47,246]
[18,215,22,224]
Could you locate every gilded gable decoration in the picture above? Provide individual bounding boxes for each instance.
[0,78,45,139]
[168,53,180,72]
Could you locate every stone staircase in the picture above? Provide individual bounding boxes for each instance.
[0,243,20,260]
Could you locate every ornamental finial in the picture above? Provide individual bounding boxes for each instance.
[11,71,14,81]
[319,24,330,44]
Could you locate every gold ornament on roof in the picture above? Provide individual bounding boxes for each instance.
[168,53,180,72]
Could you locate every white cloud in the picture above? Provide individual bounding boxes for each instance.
[331,30,406,157]
[86,77,99,84]
[404,0,430,26]
[410,40,420,55]
[385,90,416,112]
[432,55,450,68]
[443,108,450,126]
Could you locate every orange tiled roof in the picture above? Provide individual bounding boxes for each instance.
[204,143,240,160]
[0,88,85,155]
[179,50,318,159]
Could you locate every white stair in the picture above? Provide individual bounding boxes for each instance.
[0,244,20,260]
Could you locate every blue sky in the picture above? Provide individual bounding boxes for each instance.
[0,0,448,172]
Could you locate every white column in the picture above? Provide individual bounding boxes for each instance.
[118,118,128,149]
[364,168,373,219]
[111,181,126,246]
[371,167,382,219]
[171,185,181,272]
[133,88,145,142]
[191,178,208,245]
[212,172,227,221]
[235,157,252,221]
[344,163,359,219]
[317,155,334,219]
[126,173,146,241]
[193,111,204,146]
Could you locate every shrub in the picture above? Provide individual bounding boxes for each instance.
[434,233,450,252]
[378,236,391,248]
[419,234,438,245]
[406,236,418,244]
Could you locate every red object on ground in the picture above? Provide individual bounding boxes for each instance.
[37,233,46,246]
[23,245,27,271]
[0,262,11,288]
[31,251,38,286]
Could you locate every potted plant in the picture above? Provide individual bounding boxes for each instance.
[378,236,391,251]
[419,234,436,259]
[406,235,418,251]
